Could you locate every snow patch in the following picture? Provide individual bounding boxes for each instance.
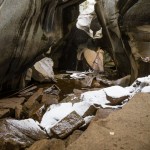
[104,86,130,98]
[141,86,150,93]
[40,103,74,133]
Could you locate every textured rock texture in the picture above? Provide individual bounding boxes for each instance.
[0,0,82,91]
[51,111,85,139]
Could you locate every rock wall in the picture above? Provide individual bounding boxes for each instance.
[0,0,83,91]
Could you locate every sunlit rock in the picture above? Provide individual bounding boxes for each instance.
[32,58,54,83]
[27,139,65,150]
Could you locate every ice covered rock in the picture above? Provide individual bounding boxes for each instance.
[104,86,130,105]
[32,57,54,83]
[51,111,85,139]
[40,103,74,135]
[81,88,127,108]
[81,90,110,108]
[0,118,47,149]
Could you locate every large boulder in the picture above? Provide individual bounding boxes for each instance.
[66,93,150,150]
[32,57,54,83]
[0,118,47,150]
[0,0,83,91]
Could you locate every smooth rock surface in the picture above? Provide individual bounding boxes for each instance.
[27,139,65,150]
[66,93,150,150]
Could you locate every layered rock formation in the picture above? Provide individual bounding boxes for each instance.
[0,0,83,91]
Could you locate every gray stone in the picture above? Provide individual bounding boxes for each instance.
[51,111,85,139]
[0,118,47,150]
[32,58,54,83]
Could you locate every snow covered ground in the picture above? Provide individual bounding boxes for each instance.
[40,75,150,135]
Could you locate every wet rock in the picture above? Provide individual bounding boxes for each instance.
[32,58,54,83]
[51,111,85,139]
[42,93,59,106]
[104,86,130,105]
[27,138,65,150]
[0,109,10,118]
[24,88,43,110]
[0,119,47,150]
[66,130,83,147]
